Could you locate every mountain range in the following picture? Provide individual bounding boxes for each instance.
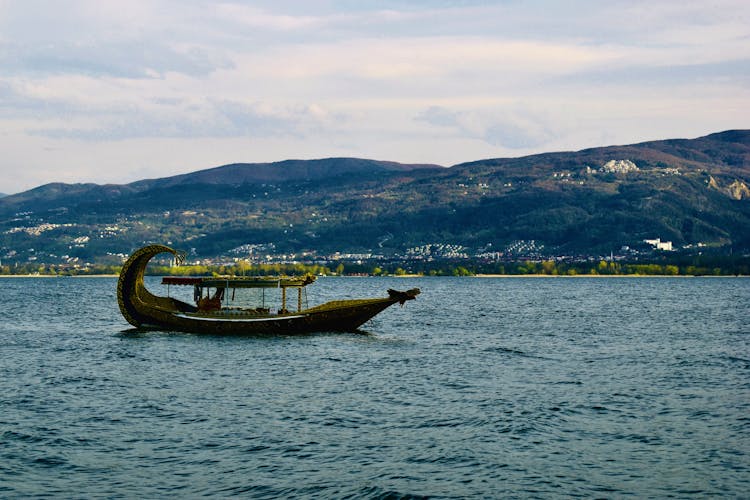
[1,130,748,265]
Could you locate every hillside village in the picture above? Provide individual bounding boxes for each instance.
[1,131,748,275]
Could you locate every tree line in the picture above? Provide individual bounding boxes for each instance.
[2,255,748,277]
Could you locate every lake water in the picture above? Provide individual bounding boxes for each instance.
[1,276,748,498]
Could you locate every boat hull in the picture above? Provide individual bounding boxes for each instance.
[139,298,399,334]
[117,245,417,335]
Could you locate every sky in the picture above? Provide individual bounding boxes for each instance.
[0,0,748,194]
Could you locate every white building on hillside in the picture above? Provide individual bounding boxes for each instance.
[601,159,639,173]
[644,238,673,251]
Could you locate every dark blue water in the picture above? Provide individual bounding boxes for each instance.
[1,276,748,498]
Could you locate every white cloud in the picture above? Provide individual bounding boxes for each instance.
[28,98,339,141]
[212,4,330,31]
[0,0,748,193]
[416,105,556,150]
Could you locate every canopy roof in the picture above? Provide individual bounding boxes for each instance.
[161,276,316,288]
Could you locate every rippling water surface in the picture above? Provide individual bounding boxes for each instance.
[1,276,748,498]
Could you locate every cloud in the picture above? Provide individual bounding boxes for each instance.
[28,99,338,141]
[0,0,748,193]
[0,39,233,79]
[555,58,750,88]
[417,107,462,129]
[0,1,233,79]
[484,122,555,151]
[212,4,329,31]
[416,106,556,149]
[239,36,618,83]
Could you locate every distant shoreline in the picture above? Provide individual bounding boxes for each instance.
[0,273,746,278]
[0,274,120,278]
[473,274,748,278]
[472,273,696,278]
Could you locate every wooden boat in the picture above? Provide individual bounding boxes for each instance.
[117,244,419,334]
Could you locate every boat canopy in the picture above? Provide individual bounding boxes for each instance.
[161,276,316,289]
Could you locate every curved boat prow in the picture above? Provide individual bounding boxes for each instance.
[117,244,194,327]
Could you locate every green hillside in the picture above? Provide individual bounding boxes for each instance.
[1,132,748,266]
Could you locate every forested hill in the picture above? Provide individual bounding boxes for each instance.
[0,158,443,210]
[1,131,749,264]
